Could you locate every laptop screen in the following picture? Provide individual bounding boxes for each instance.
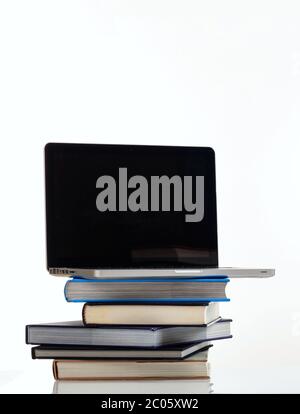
[45,143,218,269]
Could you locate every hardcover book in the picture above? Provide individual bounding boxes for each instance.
[82,302,220,326]
[26,319,232,348]
[52,350,210,380]
[65,277,229,303]
[31,343,212,360]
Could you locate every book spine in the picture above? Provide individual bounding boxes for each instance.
[31,347,36,360]
[25,325,30,345]
[52,361,59,380]
[64,280,70,302]
[82,303,87,325]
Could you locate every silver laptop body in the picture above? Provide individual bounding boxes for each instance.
[49,267,274,279]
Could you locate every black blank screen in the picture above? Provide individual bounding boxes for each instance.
[45,143,218,269]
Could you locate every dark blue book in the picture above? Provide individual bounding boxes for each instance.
[64,277,230,303]
[26,319,232,348]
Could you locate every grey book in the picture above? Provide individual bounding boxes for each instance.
[26,319,232,348]
[64,278,229,302]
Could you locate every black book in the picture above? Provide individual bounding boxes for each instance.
[31,343,212,360]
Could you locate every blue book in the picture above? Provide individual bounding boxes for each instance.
[64,277,229,303]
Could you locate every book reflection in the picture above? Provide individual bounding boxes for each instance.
[53,379,213,394]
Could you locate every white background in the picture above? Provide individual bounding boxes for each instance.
[0,1,300,393]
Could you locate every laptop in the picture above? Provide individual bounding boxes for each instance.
[45,143,274,279]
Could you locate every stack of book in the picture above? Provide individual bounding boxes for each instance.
[26,276,232,384]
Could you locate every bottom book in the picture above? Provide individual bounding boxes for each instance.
[53,350,209,380]
[53,379,213,394]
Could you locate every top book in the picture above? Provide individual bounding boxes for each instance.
[64,277,229,303]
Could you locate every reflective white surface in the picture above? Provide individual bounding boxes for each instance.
[1,361,300,394]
